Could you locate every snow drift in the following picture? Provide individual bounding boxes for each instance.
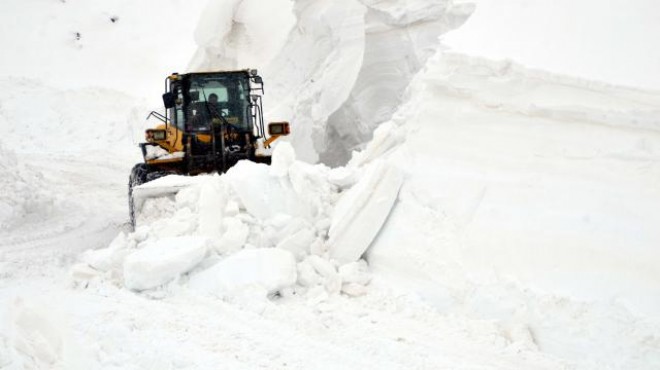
[366,52,660,368]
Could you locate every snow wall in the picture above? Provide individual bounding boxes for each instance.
[184,0,660,366]
[188,0,475,165]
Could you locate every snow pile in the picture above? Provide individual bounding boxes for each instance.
[189,0,474,164]
[0,144,53,229]
[75,142,402,302]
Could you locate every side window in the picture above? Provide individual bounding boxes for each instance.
[213,86,229,102]
[174,86,185,130]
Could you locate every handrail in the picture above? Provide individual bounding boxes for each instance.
[146,111,169,124]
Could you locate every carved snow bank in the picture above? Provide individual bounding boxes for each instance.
[328,160,404,264]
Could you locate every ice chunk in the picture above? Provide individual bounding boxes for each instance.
[341,283,367,297]
[188,248,297,298]
[225,161,312,220]
[297,259,321,287]
[327,166,358,189]
[307,255,342,294]
[197,179,225,238]
[80,232,129,272]
[123,237,209,291]
[338,260,371,285]
[81,247,129,273]
[132,175,207,219]
[149,207,197,238]
[338,260,371,296]
[144,145,184,161]
[276,228,316,261]
[348,121,405,168]
[270,141,296,177]
[215,217,249,254]
[328,160,404,264]
[270,217,312,247]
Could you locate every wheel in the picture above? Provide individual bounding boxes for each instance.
[128,164,149,229]
[128,164,173,229]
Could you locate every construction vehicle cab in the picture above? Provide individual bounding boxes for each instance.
[129,69,290,227]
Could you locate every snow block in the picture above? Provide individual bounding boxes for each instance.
[188,248,297,297]
[81,232,129,272]
[328,160,404,264]
[133,175,205,200]
[197,179,225,238]
[276,228,316,261]
[225,160,312,220]
[123,237,209,291]
[215,217,249,254]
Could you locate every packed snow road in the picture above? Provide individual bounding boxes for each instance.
[1,154,130,279]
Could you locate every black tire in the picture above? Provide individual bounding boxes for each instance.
[128,164,173,229]
[128,163,149,229]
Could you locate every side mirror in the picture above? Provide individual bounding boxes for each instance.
[162,92,175,109]
[268,122,290,136]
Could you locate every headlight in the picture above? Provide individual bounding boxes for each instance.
[145,129,167,142]
[268,122,290,136]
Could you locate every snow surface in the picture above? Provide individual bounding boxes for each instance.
[2,0,660,369]
[443,0,660,91]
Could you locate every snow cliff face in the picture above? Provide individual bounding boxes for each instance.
[366,52,660,367]
[189,0,474,164]
[322,1,475,165]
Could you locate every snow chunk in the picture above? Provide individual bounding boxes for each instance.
[197,179,225,238]
[80,232,130,272]
[144,145,184,160]
[328,160,404,264]
[348,121,405,168]
[133,175,207,209]
[123,237,209,291]
[339,260,371,296]
[306,255,342,294]
[225,160,312,220]
[188,248,297,298]
[276,228,316,261]
[215,217,249,254]
[270,141,296,177]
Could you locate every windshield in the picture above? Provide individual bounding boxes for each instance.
[186,74,251,132]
